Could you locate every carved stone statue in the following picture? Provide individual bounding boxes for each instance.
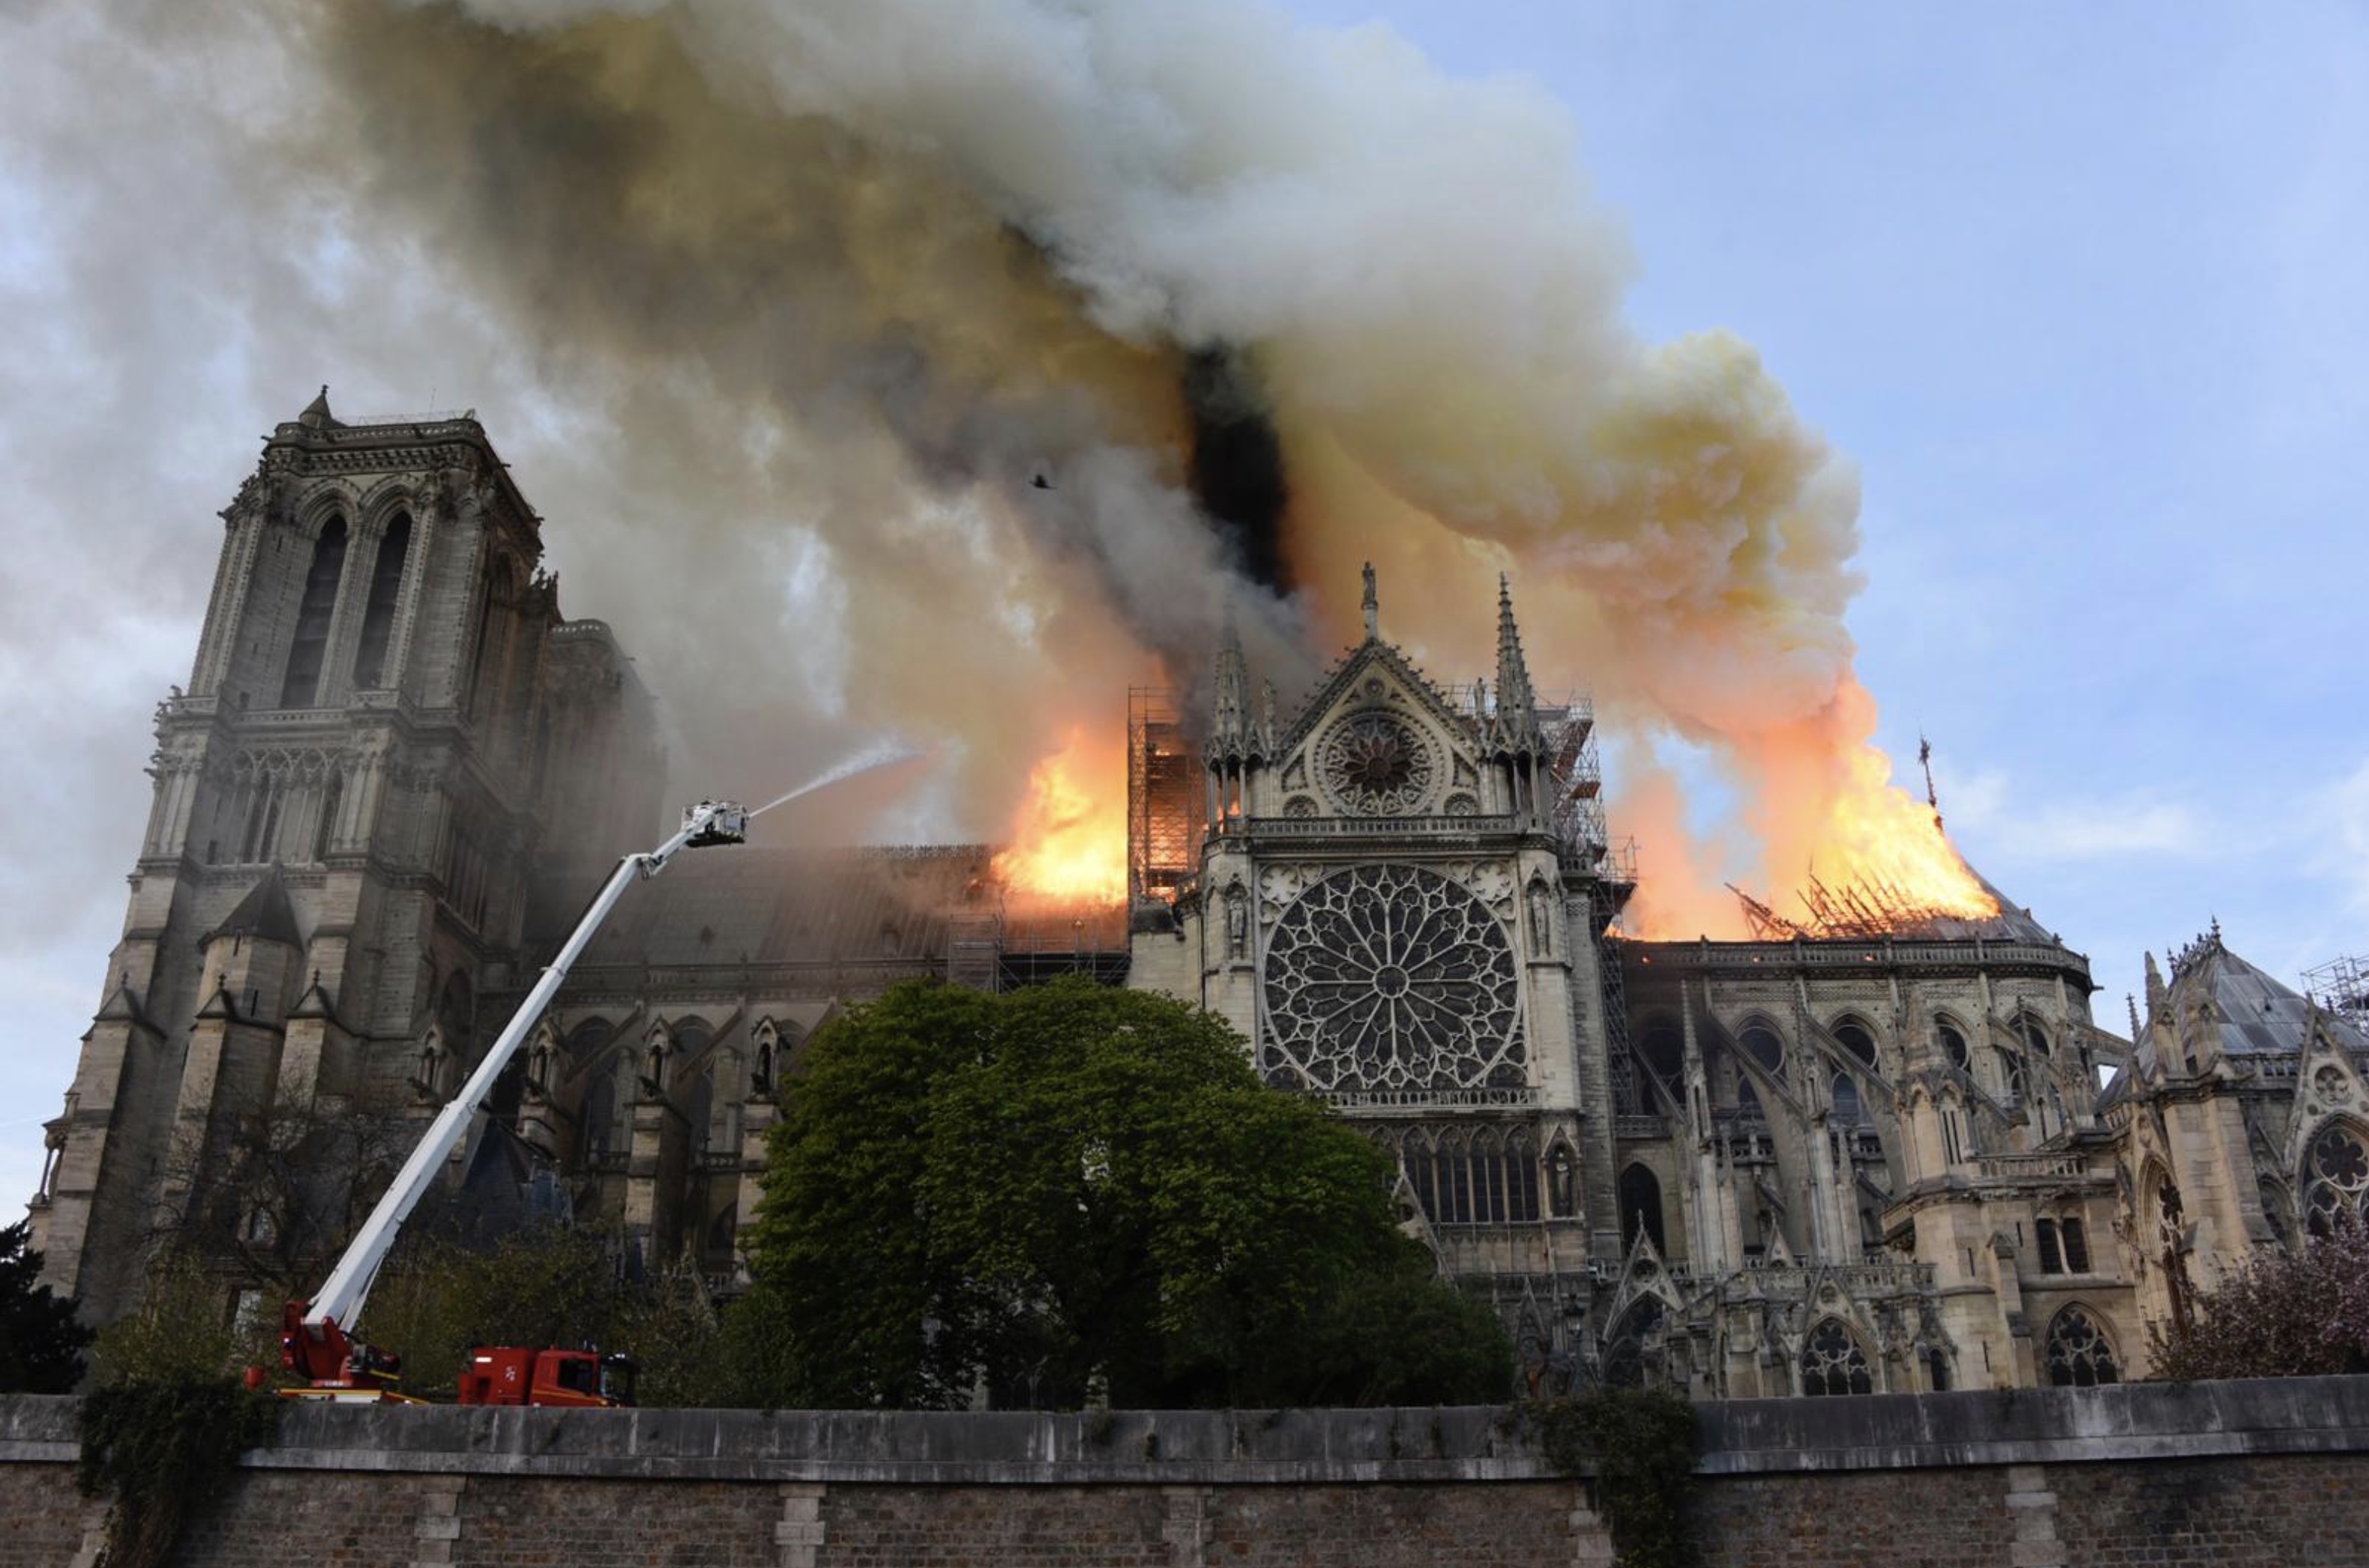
[1527,880,1554,956]
[1225,884,1249,960]
[1549,1144,1577,1218]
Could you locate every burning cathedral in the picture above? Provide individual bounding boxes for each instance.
[28,394,2369,1400]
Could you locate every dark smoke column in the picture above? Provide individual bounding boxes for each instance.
[1184,348,1292,593]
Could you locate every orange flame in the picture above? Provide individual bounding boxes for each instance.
[993,726,1128,906]
[1802,742,1997,917]
[1622,678,1999,940]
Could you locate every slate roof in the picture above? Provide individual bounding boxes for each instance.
[2101,936,2369,1104]
[526,845,1123,969]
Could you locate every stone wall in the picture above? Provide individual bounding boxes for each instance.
[5,1380,2367,1568]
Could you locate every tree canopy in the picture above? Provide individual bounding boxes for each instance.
[726,978,1509,1409]
[1,1218,93,1393]
[2149,1221,2369,1381]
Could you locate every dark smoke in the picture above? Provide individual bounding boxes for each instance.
[1184,349,1292,594]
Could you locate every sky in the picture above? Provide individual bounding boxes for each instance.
[2,1,2365,1226]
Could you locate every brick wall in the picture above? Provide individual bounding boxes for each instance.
[7,1381,2368,1568]
[2053,1454,2369,1568]
[0,1463,93,1568]
[1692,1467,2017,1568]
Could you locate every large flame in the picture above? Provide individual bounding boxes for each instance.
[993,727,1128,907]
[1798,745,1996,917]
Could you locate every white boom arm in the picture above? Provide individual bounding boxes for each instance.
[301,800,750,1336]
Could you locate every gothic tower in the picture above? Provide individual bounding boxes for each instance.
[31,392,661,1319]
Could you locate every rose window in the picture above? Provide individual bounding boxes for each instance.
[1261,863,1523,1092]
[1318,711,1434,816]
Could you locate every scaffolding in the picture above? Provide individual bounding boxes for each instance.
[1127,687,1203,908]
[2305,954,2369,1032]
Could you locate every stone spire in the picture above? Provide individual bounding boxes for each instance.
[1210,612,1250,757]
[1492,574,1541,746]
[1361,561,1379,642]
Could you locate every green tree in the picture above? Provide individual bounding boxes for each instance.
[1,1219,93,1393]
[727,978,1509,1408]
[89,1250,274,1387]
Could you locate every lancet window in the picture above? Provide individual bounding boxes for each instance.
[280,515,347,709]
[1399,1124,1539,1226]
[352,511,411,689]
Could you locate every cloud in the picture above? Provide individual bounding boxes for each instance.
[1945,769,2207,864]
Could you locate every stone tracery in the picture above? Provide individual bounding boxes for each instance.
[1261,863,1523,1093]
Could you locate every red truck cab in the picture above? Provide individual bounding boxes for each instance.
[456,1346,637,1408]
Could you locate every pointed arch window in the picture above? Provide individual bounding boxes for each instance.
[1801,1320,1873,1396]
[313,768,343,861]
[2304,1122,2369,1237]
[1740,1022,1786,1082]
[1832,1019,1879,1068]
[1937,1020,1970,1072]
[2044,1307,2120,1387]
[352,512,412,689]
[280,516,348,708]
[1619,1163,1665,1255]
[2062,1218,2090,1272]
[2035,1219,2064,1273]
[1637,1023,1684,1096]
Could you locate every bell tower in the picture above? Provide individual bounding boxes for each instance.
[32,391,661,1320]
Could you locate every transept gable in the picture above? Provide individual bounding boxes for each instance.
[2281,1006,2369,1176]
[1269,634,1481,819]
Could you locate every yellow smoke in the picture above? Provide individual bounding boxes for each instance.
[235,0,1990,926]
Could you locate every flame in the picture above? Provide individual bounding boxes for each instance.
[1621,678,1999,941]
[1804,742,1997,918]
[993,727,1128,907]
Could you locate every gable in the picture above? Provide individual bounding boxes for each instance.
[1271,641,1484,819]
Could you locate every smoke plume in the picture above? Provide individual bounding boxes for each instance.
[37,0,1988,928]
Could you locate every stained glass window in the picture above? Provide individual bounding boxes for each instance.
[1262,863,1523,1091]
[2045,1308,2120,1387]
[1801,1320,1873,1396]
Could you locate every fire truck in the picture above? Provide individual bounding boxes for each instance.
[277,800,751,1405]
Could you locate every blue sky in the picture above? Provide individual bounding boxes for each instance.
[1,1,2365,1222]
[1292,1,2369,986]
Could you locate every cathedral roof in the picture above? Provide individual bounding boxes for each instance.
[205,865,304,948]
[2167,934,2369,1059]
[531,845,1125,969]
[1922,868,2059,945]
[297,384,341,429]
[2106,932,2369,1098]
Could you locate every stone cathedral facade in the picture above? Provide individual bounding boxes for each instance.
[30,399,2368,1401]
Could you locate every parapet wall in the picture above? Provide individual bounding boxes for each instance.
[6,1380,2367,1567]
